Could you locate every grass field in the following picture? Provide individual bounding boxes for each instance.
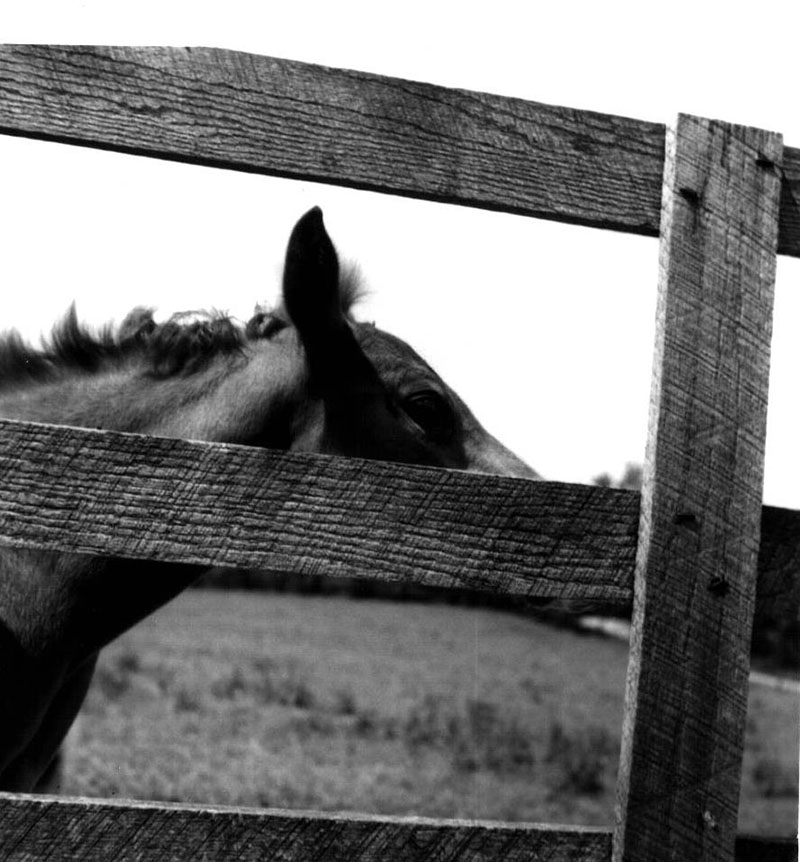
[61,590,798,835]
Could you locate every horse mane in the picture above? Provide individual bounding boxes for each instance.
[0,265,364,385]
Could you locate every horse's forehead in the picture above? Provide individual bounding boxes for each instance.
[352,323,437,381]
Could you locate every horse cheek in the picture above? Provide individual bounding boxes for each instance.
[287,401,327,454]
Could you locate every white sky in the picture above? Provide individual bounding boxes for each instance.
[1,2,798,508]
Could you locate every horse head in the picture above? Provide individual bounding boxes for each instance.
[267,207,539,479]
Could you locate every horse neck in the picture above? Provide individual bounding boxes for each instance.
[0,344,305,663]
[1,547,203,663]
[0,366,193,432]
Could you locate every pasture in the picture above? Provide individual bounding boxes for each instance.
[61,590,798,836]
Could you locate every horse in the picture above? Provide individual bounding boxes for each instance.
[0,206,539,793]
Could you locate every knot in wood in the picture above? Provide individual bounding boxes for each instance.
[707,575,730,597]
[678,186,701,207]
[673,511,700,532]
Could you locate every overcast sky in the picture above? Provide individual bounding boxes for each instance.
[1,2,797,508]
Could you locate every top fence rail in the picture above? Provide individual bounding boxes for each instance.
[1,44,799,257]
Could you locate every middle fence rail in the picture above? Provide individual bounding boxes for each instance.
[0,418,796,617]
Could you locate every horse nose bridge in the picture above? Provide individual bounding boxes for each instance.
[462,432,540,480]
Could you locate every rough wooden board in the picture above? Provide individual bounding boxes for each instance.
[0,794,610,862]
[1,46,797,256]
[0,419,796,616]
[0,44,663,235]
[0,418,636,603]
[0,794,794,862]
[613,117,783,862]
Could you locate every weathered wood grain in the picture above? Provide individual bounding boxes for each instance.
[0,44,663,236]
[0,794,794,862]
[0,794,610,862]
[0,419,796,616]
[0,418,636,603]
[1,46,797,256]
[613,118,783,862]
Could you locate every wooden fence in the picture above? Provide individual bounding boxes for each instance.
[0,45,797,862]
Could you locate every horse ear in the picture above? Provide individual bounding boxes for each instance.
[282,207,346,345]
[282,207,363,387]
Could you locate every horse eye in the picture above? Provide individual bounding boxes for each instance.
[402,391,455,443]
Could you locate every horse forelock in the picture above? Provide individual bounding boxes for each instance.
[143,311,247,378]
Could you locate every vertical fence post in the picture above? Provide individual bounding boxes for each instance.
[613,115,783,862]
